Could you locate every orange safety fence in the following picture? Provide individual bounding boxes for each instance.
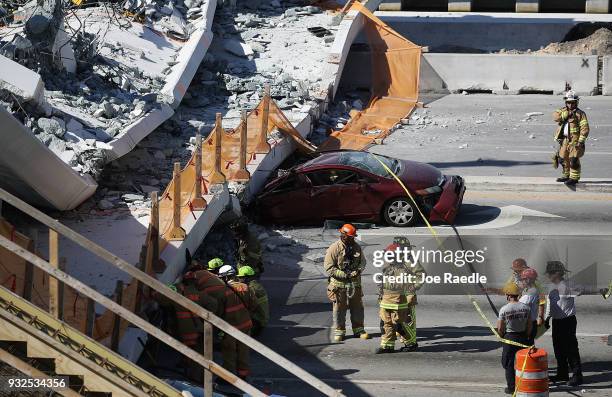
[156,96,316,252]
[92,96,317,343]
[318,1,421,151]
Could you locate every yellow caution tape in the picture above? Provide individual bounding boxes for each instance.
[71,0,83,6]
[371,153,534,396]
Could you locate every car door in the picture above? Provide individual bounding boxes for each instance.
[304,168,372,222]
[332,170,381,219]
[257,173,312,224]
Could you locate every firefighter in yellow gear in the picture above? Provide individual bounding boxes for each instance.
[553,90,589,186]
[376,237,425,353]
[237,265,269,336]
[324,223,370,342]
[232,220,264,276]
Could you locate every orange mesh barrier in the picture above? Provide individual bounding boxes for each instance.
[318,1,421,151]
[156,97,315,251]
[92,98,316,342]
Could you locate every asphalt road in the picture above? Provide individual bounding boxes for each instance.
[248,189,612,397]
[369,94,612,180]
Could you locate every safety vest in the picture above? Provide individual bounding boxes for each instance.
[248,280,269,327]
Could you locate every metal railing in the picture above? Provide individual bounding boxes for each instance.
[0,187,345,397]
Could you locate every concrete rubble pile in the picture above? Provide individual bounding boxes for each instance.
[91,0,338,211]
[0,0,204,179]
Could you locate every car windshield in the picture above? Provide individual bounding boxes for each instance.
[336,152,400,177]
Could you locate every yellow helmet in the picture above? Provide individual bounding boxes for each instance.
[503,282,521,296]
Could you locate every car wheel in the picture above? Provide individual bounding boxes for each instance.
[383,197,418,227]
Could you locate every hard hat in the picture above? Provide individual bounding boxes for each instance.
[339,223,357,237]
[545,261,569,275]
[521,268,538,281]
[564,90,579,102]
[208,257,224,270]
[393,236,414,248]
[218,264,236,278]
[502,282,521,296]
[167,283,178,292]
[511,258,528,272]
[238,266,256,277]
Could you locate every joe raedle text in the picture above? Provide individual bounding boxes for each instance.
[373,272,488,285]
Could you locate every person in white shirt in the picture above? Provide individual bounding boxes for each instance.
[545,261,583,387]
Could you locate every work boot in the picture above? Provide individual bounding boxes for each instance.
[567,373,583,387]
[333,334,344,342]
[399,342,418,352]
[358,332,371,340]
[565,179,578,186]
[556,177,569,182]
[503,387,514,395]
[600,287,610,299]
[375,346,394,354]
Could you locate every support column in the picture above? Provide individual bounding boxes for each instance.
[231,109,251,182]
[168,162,186,241]
[255,84,271,154]
[208,113,227,185]
[191,131,207,209]
[586,0,609,13]
[448,0,471,11]
[516,0,540,12]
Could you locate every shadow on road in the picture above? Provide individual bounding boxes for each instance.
[429,159,548,169]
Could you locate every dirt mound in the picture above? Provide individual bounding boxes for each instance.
[538,27,612,55]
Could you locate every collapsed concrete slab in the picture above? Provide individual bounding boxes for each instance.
[0,107,97,210]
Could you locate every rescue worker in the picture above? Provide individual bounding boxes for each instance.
[519,268,542,345]
[376,238,425,353]
[153,275,218,383]
[237,265,269,336]
[545,261,583,386]
[232,220,264,276]
[553,90,590,186]
[324,223,370,342]
[497,282,532,395]
[217,264,253,380]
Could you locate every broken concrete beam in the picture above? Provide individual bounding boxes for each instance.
[52,20,76,73]
[0,55,45,103]
[223,39,254,57]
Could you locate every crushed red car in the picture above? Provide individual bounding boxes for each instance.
[253,150,465,227]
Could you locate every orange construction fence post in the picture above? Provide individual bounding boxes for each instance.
[191,131,207,209]
[167,162,186,241]
[232,109,251,182]
[209,113,227,185]
[255,84,271,154]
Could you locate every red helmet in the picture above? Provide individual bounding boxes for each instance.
[521,268,538,281]
[339,223,357,237]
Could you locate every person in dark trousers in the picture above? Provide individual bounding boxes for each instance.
[546,261,583,386]
[497,282,532,395]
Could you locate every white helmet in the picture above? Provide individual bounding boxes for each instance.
[218,264,236,278]
[564,90,579,102]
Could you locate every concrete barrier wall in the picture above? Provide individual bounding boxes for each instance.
[603,56,612,95]
[340,51,598,95]
[421,53,598,95]
[377,12,612,52]
[386,0,600,12]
